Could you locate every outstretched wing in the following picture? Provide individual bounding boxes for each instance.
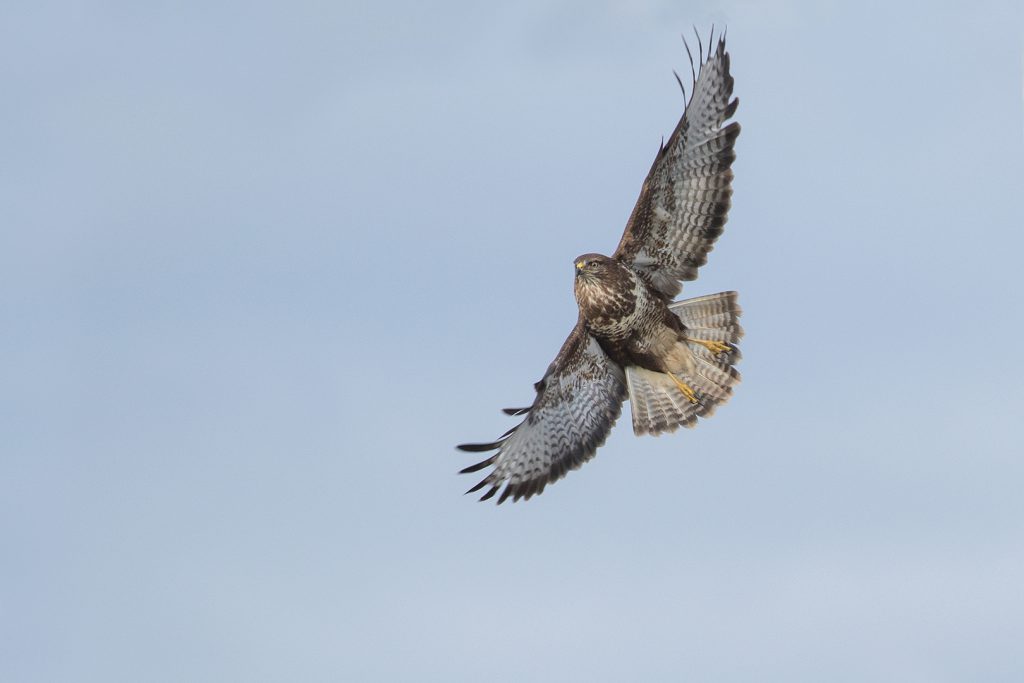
[457,321,627,504]
[613,31,740,300]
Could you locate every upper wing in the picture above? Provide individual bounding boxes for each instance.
[613,31,740,300]
[457,321,627,504]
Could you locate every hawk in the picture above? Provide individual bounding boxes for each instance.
[459,31,743,504]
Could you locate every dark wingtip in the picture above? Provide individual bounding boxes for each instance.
[479,485,500,502]
[682,35,697,88]
[456,441,500,452]
[459,455,497,475]
[672,69,686,100]
[724,98,739,120]
[502,407,530,416]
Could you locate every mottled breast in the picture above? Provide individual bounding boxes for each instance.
[573,254,654,342]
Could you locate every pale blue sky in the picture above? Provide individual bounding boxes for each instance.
[3,1,1023,681]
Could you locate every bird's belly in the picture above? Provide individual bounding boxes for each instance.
[595,319,691,375]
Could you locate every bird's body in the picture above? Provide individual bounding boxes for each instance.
[575,253,690,376]
[459,31,743,503]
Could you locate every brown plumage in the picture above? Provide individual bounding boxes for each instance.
[458,31,743,503]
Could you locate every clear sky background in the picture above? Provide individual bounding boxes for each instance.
[3,1,1023,681]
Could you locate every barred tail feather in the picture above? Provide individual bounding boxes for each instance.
[626,366,704,435]
[627,291,743,436]
[670,291,744,349]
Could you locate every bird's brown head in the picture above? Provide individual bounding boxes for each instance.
[573,253,615,283]
[573,253,629,313]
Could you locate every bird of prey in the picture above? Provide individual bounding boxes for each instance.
[459,30,743,504]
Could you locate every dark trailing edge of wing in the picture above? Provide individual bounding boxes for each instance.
[456,385,623,503]
[457,414,563,503]
[456,382,547,501]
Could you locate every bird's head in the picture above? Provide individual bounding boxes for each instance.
[573,253,615,284]
[573,253,634,321]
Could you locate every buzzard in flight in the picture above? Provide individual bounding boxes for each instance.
[459,31,743,503]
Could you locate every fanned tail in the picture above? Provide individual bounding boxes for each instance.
[627,366,705,435]
[627,291,743,436]
[670,290,743,353]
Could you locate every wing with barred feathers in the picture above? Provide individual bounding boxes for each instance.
[613,30,740,300]
[457,322,627,504]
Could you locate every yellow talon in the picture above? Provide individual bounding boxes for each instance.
[669,373,700,404]
[689,338,732,355]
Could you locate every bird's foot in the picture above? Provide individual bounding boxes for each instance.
[668,373,700,404]
[687,338,732,355]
